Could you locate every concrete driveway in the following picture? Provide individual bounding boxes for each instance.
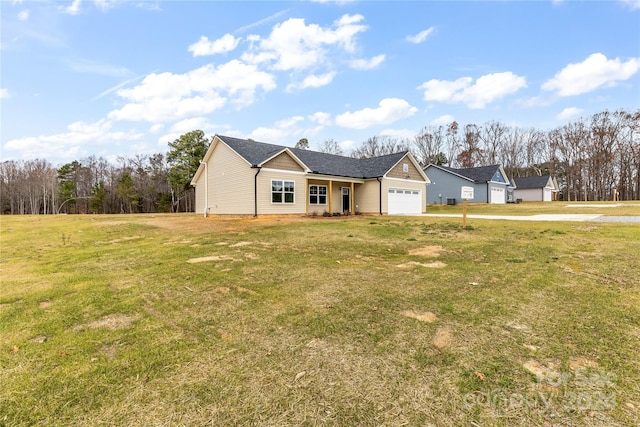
[421,213,640,223]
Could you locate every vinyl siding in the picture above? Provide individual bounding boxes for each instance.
[386,157,423,180]
[262,152,305,172]
[354,180,380,214]
[194,173,205,214]
[256,169,307,214]
[424,167,478,204]
[207,141,256,214]
[514,188,543,202]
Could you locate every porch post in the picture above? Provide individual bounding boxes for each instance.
[350,181,354,214]
[328,180,333,214]
[305,177,309,215]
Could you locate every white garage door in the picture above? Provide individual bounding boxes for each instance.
[543,188,552,202]
[490,187,506,204]
[388,188,422,215]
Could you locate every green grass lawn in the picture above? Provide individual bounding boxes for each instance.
[426,200,640,216]
[1,211,639,426]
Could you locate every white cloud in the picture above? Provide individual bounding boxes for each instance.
[17,9,29,20]
[61,0,119,15]
[418,71,527,109]
[3,119,144,162]
[248,116,305,142]
[308,111,332,126]
[618,0,640,10]
[0,88,10,99]
[406,27,435,44]
[431,114,455,126]
[149,123,164,133]
[108,60,276,122]
[188,34,241,57]
[62,0,82,15]
[169,117,216,134]
[542,53,640,97]
[349,54,385,70]
[67,58,131,77]
[241,14,368,72]
[335,98,418,129]
[93,0,116,12]
[339,139,355,151]
[556,107,584,122]
[287,72,336,91]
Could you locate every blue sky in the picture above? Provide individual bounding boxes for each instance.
[1,0,639,165]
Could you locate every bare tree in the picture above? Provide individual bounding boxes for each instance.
[445,121,460,166]
[478,120,508,165]
[413,126,446,166]
[317,139,344,156]
[456,124,482,168]
[350,136,409,159]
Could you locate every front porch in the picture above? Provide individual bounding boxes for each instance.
[306,176,364,215]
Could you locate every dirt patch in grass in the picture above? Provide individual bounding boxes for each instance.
[234,285,258,295]
[229,241,253,248]
[401,310,437,323]
[523,359,561,381]
[186,255,239,263]
[409,245,445,257]
[397,261,447,269]
[569,356,599,371]
[74,313,140,331]
[39,301,53,309]
[505,320,530,331]
[433,326,453,349]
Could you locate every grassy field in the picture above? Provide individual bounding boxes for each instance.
[426,200,640,216]
[1,205,639,426]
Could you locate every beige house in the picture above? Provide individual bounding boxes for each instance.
[190,135,430,216]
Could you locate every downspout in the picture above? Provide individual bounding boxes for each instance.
[252,165,261,217]
[200,161,208,217]
[376,177,383,215]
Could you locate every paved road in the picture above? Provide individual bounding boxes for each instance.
[421,214,640,223]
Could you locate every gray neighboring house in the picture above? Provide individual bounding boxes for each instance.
[191,135,430,216]
[513,175,558,202]
[423,164,513,204]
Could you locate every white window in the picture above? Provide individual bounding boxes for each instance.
[272,180,295,203]
[309,185,327,205]
[403,163,409,172]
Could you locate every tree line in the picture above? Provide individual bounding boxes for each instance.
[340,108,638,202]
[1,109,638,214]
[1,130,209,215]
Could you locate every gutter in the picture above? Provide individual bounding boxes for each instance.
[200,161,208,217]
[376,177,383,215]
[252,165,261,217]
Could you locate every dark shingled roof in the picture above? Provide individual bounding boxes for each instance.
[218,135,409,179]
[440,165,503,182]
[513,175,552,189]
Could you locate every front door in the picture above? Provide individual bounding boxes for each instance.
[342,187,350,213]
